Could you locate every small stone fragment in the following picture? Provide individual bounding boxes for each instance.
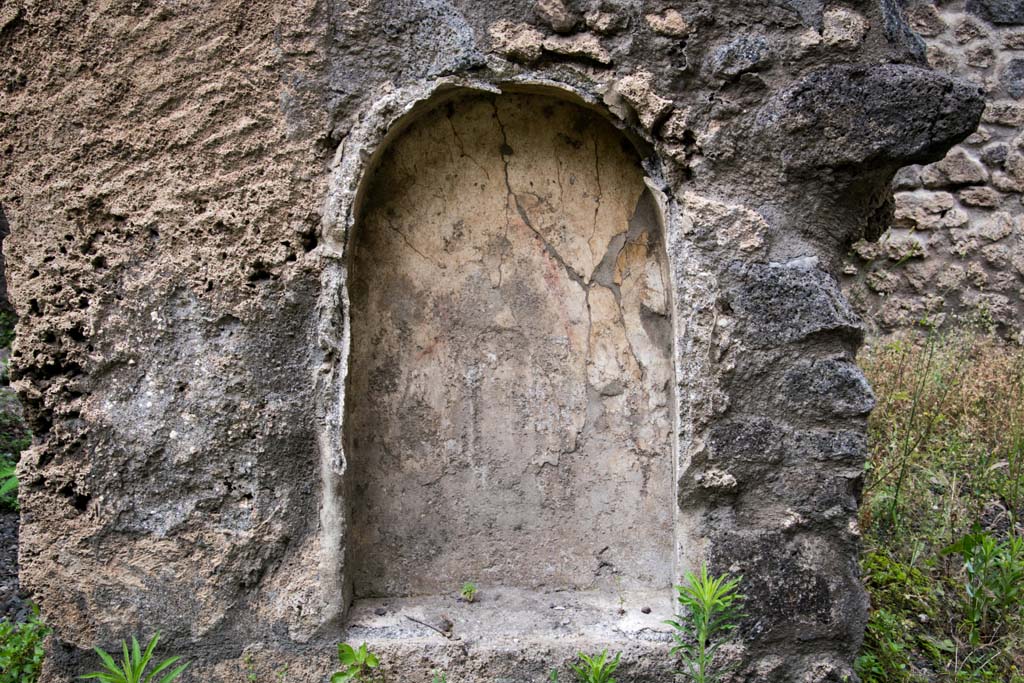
[892,190,968,230]
[981,142,1009,168]
[937,265,966,290]
[488,20,545,63]
[705,34,772,80]
[606,71,673,131]
[892,165,921,190]
[992,171,1024,193]
[965,128,992,145]
[852,239,881,261]
[905,259,942,293]
[536,0,577,33]
[822,8,869,49]
[585,10,626,35]
[641,606,651,614]
[920,149,988,188]
[982,101,1024,126]
[1002,59,1024,98]
[905,4,945,37]
[1007,151,1024,183]
[959,186,1002,207]
[884,235,925,262]
[645,9,689,37]
[966,45,995,68]
[374,607,387,616]
[927,45,959,73]
[968,262,989,287]
[955,18,987,44]
[697,468,738,492]
[660,107,694,142]
[542,33,612,65]
[1004,31,1024,49]
[982,244,1010,268]
[978,211,1015,241]
[1013,251,1024,276]
[893,190,955,219]
[866,270,899,294]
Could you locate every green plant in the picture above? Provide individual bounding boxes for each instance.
[243,652,257,682]
[0,409,30,459]
[0,397,31,512]
[857,331,1024,682]
[855,608,914,683]
[0,455,16,510]
[331,643,381,683]
[548,669,559,683]
[0,311,16,350]
[0,604,50,683]
[80,633,187,683]
[430,670,446,683]
[459,582,477,603]
[570,651,620,683]
[943,530,1024,645]
[665,564,745,683]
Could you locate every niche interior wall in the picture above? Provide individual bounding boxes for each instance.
[0,1,983,681]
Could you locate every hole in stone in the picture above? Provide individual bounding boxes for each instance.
[57,482,91,512]
[343,91,677,646]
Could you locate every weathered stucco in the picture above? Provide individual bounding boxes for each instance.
[0,0,984,681]
[347,92,674,598]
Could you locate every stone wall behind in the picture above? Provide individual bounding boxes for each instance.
[842,0,1024,339]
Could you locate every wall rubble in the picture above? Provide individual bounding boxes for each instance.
[843,0,1024,338]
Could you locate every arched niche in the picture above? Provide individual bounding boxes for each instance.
[342,89,678,618]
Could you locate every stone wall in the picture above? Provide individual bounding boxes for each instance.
[0,1,982,681]
[842,0,1024,339]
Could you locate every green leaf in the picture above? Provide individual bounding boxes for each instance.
[337,643,356,665]
[130,636,144,682]
[156,662,189,683]
[0,474,17,497]
[144,656,181,683]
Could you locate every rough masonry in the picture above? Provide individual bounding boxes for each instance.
[0,1,983,681]
[843,0,1024,339]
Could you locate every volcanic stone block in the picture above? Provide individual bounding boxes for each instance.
[725,261,863,347]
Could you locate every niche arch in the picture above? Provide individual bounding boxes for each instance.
[339,86,680,609]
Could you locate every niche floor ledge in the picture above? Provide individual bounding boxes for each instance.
[344,587,674,645]
[342,589,677,682]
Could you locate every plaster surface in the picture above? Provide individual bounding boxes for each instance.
[347,93,674,598]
